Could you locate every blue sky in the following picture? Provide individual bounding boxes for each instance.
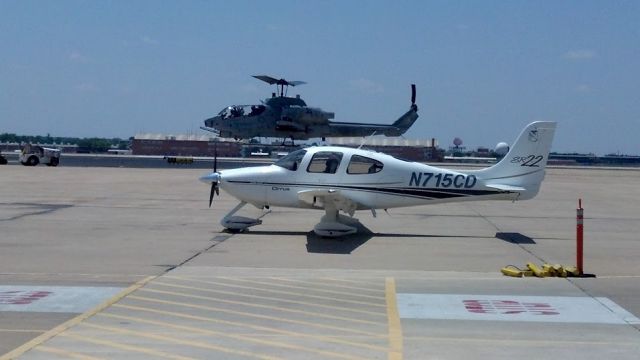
[1,0,638,155]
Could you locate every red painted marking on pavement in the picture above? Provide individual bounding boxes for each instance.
[0,291,52,305]
[463,299,559,315]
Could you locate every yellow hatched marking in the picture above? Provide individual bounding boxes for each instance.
[59,333,197,360]
[269,276,385,294]
[151,281,386,317]
[0,276,155,360]
[139,287,382,325]
[36,345,106,360]
[165,276,386,308]
[78,323,280,360]
[211,276,384,300]
[98,312,371,360]
[385,277,403,360]
[320,277,386,288]
[115,302,388,352]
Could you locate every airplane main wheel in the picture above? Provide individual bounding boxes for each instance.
[47,158,59,167]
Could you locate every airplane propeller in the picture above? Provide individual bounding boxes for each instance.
[207,142,220,207]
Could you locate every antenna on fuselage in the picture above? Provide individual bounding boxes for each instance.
[357,131,377,150]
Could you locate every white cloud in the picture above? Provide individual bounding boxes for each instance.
[564,50,596,60]
[140,35,159,45]
[349,78,384,94]
[75,83,99,92]
[69,51,88,62]
[575,84,592,93]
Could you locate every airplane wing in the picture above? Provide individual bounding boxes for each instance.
[297,189,359,216]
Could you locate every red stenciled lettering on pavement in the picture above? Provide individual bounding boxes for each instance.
[0,290,52,305]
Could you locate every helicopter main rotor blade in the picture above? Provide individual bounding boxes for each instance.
[287,80,306,87]
[253,75,279,85]
[253,75,306,87]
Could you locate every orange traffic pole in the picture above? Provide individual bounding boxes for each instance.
[577,199,584,275]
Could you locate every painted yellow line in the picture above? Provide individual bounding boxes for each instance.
[165,276,386,308]
[0,329,46,333]
[151,280,386,317]
[321,277,386,288]
[114,302,388,352]
[95,313,368,360]
[139,287,383,325]
[385,277,403,360]
[269,276,385,294]
[35,345,107,360]
[0,276,155,360]
[220,333,389,339]
[59,333,196,360]
[211,276,385,300]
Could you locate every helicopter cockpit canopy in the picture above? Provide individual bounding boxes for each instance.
[218,105,266,119]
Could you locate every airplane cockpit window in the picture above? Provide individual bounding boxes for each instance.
[307,151,344,174]
[347,155,384,174]
[248,105,266,116]
[274,149,306,171]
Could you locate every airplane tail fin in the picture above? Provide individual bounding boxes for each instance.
[475,121,557,200]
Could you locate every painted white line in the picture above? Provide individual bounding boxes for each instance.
[397,294,640,325]
[596,297,640,325]
[0,286,122,313]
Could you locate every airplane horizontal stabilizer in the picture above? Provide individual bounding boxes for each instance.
[485,184,526,192]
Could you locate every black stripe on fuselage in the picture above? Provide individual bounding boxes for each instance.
[226,181,508,200]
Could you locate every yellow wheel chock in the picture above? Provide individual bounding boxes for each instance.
[501,263,581,278]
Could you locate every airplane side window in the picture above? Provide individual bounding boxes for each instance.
[307,151,344,174]
[347,155,384,174]
[274,149,306,171]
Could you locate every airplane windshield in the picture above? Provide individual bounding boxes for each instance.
[218,105,266,119]
[274,149,306,171]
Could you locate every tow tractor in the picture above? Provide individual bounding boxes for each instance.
[20,144,61,166]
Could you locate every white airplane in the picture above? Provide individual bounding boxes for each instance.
[200,121,557,237]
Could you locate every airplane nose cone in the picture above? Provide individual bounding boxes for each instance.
[199,172,220,184]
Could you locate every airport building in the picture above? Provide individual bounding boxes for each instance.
[131,134,242,157]
[0,142,78,153]
[131,134,441,161]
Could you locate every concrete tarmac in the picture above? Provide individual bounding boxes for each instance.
[1,165,639,359]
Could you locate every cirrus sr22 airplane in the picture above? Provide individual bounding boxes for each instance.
[200,121,557,237]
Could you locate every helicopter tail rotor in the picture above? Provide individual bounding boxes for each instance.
[411,84,416,106]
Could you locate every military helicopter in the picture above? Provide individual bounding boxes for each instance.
[201,75,419,142]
